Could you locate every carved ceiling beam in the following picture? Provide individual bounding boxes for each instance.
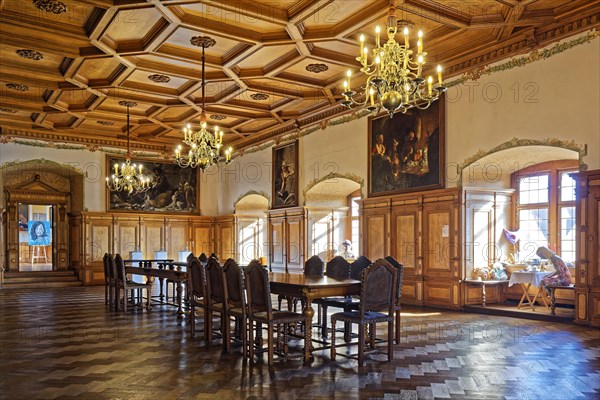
[555,0,600,19]
[323,0,390,40]
[396,1,470,28]
[186,0,290,25]
[0,29,81,58]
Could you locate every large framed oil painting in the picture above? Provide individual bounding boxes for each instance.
[368,98,445,197]
[272,140,299,209]
[106,156,199,213]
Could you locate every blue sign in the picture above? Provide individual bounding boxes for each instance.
[28,221,51,246]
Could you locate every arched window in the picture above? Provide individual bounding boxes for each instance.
[511,160,578,262]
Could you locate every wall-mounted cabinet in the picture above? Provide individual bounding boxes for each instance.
[267,207,307,273]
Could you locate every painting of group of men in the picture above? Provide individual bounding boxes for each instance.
[369,102,444,196]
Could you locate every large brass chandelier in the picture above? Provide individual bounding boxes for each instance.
[106,101,151,194]
[341,0,446,117]
[175,36,232,170]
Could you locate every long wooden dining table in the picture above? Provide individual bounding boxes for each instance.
[268,272,361,363]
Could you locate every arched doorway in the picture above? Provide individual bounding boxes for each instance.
[234,191,269,264]
[1,161,84,274]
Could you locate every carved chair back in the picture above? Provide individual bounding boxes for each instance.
[223,258,246,310]
[188,258,205,301]
[384,256,405,302]
[350,256,372,280]
[304,255,324,276]
[199,253,208,263]
[205,257,224,305]
[244,260,272,318]
[326,256,351,279]
[359,259,398,318]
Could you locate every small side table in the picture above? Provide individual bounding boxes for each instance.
[464,279,509,306]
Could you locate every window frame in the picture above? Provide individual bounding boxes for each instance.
[511,160,578,262]
[346,190,362,257]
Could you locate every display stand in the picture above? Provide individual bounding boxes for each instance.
[31,245,48,265]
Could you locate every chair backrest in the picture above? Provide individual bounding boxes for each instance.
[199,253,208,263]
[114,253,126,282]
[304,255,324,276]
[223,258,246,311]
[205,257,224,304]
[326,256,351,279]
[349,255,371,280]
[359,259,397,316]
[244,260,272,317]
[188,258,205,301]
[384,256,405,301]
[186,252,196,264]
[103,253,111,281]
[210,253,218,261]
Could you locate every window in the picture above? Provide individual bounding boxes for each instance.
[347,192,361,256]
[513,161,578,263]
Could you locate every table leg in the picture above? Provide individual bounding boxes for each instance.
[534,287,550,309]
[176,280,183,319]
[517,283,535,310]
[302,290,315,364]
[481,283,487,307]
[159,277,165,301]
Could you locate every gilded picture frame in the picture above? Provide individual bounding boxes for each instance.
[272,140,299,209]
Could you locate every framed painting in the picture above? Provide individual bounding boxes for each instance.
[106,156,199,214]
[368,97,445,197]
[272,140,299,209]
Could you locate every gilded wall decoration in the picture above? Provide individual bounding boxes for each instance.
[16,50,43,60]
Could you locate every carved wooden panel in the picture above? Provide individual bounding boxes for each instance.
[219,224,235,261]
[424,210,451,273]
[114,217,139,256]
[140,219,165,259]
[394,213,416,269]
[86,222,111,264]
[365,214,386,260]
[192,224,213,257]
[287,217,303,273]
[270,217,285,272]
[166,220,189,260]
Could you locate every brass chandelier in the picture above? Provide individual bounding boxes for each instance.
[341,0,446,117]
[175,36,232,170]
[105,102,151,194]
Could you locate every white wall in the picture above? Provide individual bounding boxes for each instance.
[0,143,106,211]
[2,33,598,215]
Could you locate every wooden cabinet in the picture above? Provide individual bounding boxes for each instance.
[574,170,600,326]
[215,215,236,261]
[267,207,307,273]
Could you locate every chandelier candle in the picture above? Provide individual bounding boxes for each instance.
[341,0,446,117]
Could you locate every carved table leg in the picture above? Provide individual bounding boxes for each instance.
[176,280,183,319]
[302,290,315,364]
[482,283,487,307]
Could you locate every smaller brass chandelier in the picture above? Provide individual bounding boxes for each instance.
[106,102,151,194]
[341,0,447,118]
[175,36,232,170]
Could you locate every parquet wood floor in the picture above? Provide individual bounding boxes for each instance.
[1,287,598,400]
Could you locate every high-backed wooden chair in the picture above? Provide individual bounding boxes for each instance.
[385,256,405,344]
[204,257,226,346]
[103,253,116,307]
[331,259,398,366]
[318,256,352,337]
[188,258,206,338]
[245,260,308,366]
[222,258,248,356]
[114,254,153,312]
[350,256,372,280]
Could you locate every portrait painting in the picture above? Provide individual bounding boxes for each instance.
[28,221,51,246]
[272,140,299,208]
[368,98,445,197]
[107,156,199,213]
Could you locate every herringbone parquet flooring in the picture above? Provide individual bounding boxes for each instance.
[0,286,598,400]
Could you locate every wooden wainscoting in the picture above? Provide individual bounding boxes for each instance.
[79,212,216,285]
[266,207,307,273]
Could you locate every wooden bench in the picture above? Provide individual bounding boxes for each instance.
[546,284,575,315]
[464,279,509,307]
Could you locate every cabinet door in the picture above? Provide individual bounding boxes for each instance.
[391,209,421,304]
[269,217,286,272]
[424,208,453,277]
[85,216,113,265]
[166,219,190,260]
[363,210,388,260]
[218,223,235,261]
[114,216,139,256]
[140,218,165,259]
[287,217,304,273]
[192,223,213,257]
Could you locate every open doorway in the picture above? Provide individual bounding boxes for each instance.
[18,203,54,272]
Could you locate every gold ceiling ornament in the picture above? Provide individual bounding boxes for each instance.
[105,102,151,194]
[306,63,329,73]
[0,108,17,113]
[33,0,67,14]
[341,0,446,118]
[6,83,29,91]
[148,74,170,83]
[210,114,226,120]
[96,121,114,126]
[250,93,269,101]
[175,36,232,170]
[16,49,44,60]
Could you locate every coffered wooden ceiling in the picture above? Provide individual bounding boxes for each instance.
[0,0,598,154]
